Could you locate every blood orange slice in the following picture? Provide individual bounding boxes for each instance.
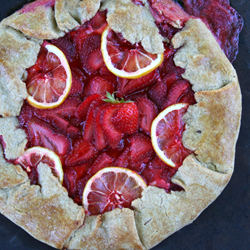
[26,42,72,109]
[15,146,63,184]
[83,167,147,215]
[101,26,163,79]
[151,103,192,168]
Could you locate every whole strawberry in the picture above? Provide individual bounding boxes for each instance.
[112,102,139,134]
[103,92,139,134]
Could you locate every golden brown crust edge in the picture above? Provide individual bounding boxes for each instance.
[0,2,242,250]
[0,161,85,249]
[173,18,241,173]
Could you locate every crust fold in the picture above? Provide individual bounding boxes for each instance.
[0,163,85,249]
[0,117,27,160]
[1,4,64,40]
[0,26,40,117]
[55,0,101,32]
[66,208,145,250]
[182,81,241,172]
[172,18,241,173]
[132,155,231,249]
[172,18,236,92]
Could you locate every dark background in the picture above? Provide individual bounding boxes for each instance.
[0,0,249,249]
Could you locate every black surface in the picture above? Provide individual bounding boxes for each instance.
[0,1,250,250]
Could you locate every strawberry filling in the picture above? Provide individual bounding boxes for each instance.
[7,2,242,211]
[19,0,55,14]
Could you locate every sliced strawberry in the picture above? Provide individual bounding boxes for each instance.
[76,175,90,204]
[84,76,115,98]
[69,68,86,97]
[27,119,71,155]
[130,156,152,173]
[64,162,91,197]
[89,11,107,34]
[94,104,107,150]
[149,0,189,29]
[162,80,190,109]
[64,169,78,197]
[129,133,154,164]
[80,34,104,75]
[65,139,97,166]
[179,87,196,105]
[142,156,182,191]
[101,104,124,149]
[162,72,182,89]
[148,77,168,107]
[114,147,130,168]
[88,153,113,176]
[135,97,158,135]
[112,102,139,134]
[33,98,81,138]
[83,98,104,142]
[159,47,184,77]
[157,21,180,41]
[50,97,81,118]
[51,35,77,65]
[142,166,171,191]
[70,24,89,53]
[160,168,183,191]
[66,162,90,179]
[83,106,96,143]
[34,111,80,138]
[147,155,168,169]
[117,71,157,97]
[99,65,117,83]
[75,94,102,121]
[18,102,35,127]
[25,46,47,80]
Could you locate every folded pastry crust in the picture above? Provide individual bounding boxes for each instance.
[0,0,241,249]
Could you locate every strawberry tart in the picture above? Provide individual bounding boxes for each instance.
[0,0,243,249]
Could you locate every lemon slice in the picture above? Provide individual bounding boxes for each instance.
[151,103,192,168]
[101,26,164,79]
[16,146,64,184]
[26,43,72,109]
[83,167,147,215]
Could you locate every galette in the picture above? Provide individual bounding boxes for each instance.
[0,0,243,249]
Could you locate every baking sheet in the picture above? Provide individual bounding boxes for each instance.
[0,0,249,249]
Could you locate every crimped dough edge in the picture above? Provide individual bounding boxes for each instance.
[0,1,241,250]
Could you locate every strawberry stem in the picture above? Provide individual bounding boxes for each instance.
[103,92,133,104]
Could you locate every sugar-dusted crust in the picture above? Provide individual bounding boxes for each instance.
[66,209,145,250]
[0,160,85,249]
[55,0,102,32]
[0,1,241,250]
[182,81,241,172]
[0,117,27,160]
[1,3,64,40]
[132,156,231,249]
[172,19,241,173]
[0,26,40,117]
[172,18,237,92]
